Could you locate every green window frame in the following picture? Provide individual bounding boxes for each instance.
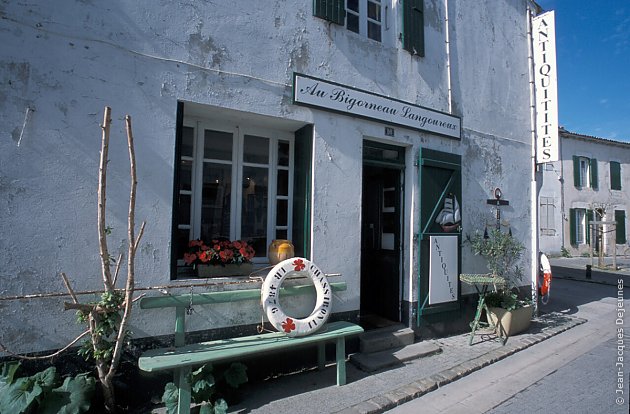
[611,161,622,191]
[313,0,346,25]
[402,0,424,56]
[616,210,626,244]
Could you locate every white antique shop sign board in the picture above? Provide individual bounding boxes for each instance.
[429,236,458,305]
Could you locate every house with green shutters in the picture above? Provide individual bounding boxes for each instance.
[539,128,630,257]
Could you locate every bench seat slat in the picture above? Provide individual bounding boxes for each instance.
[140,281,347,309]
[139,321,363,372]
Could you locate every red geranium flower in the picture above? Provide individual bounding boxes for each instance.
[183,252,197,265]
[232,241,242,249]
[281,318,296,333]
[198,250,211,263]
[293,259,305,271]
[219,250,234,262]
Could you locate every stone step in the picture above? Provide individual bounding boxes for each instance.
[359,325,415,354]
[350,341,442,372]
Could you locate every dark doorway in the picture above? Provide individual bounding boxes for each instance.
[360,142,404,329]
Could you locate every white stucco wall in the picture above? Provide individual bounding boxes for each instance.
[1,0,535,354]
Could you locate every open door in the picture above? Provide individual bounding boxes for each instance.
[417,148,462,323]
[360,141,405,329]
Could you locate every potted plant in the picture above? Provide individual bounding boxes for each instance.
[469,228,533,336]
[183,239,255,277]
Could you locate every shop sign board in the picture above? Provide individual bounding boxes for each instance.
[533,11,559,163]
[293,73,461,139]
[429,236,458,305]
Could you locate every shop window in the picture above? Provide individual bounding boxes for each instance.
[611,161,622,190]
[171,104,313,278]
[539,196,555,236]
[569,208,594,246]
[572,156,598,189]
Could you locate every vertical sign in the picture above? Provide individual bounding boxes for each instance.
[533,11,559,163]
[429,236,458,305]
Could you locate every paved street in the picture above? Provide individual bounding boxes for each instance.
[387,275,630,414]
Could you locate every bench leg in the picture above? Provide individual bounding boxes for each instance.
[175,366,192,414]
[318,343,325,370]
[335,337,346,386]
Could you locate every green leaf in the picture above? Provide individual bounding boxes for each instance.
[224,363,248,388]
[213,398,229,414]
[0,361,21,386]
[0,377,42,414]
[38,373,95,414]
[32,366,58,391]
[161,382,179,414]
[198,402,213,414]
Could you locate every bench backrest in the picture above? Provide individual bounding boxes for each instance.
[139,281,347,346]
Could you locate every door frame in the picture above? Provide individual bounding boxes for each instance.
[360,140,406,323]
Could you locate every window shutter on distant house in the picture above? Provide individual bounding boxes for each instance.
[403,0,425,56]
[616,210,626,244]
[313,0,345,25]
[586,209,594,245]
[611,161,622,190]
[590,158,598,189]
[569,208,577,245]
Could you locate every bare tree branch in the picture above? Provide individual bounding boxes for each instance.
[0,330,90,360]
[112,253,123,288]
[60,272,78,304]
[98,107,114,292]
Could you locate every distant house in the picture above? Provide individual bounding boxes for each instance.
[539,128,630,256]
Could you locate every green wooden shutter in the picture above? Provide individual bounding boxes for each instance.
[403,0,425,56]
[293,125,313,259]
[611,161,621,190]
[590,158,598,189]
[616,210,626,244]
[573,156,580,187]
[569,208,577,245]
[313,0,345,25]
[586,209,594,245]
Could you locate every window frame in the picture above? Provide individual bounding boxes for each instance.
[178,118,295,266]
[345,0,384,42]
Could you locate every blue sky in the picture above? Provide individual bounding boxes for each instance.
[536,1,630,142]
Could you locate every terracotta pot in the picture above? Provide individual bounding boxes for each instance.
[268,239,295,265]
[196,263,253,278]
[487,305,533,337]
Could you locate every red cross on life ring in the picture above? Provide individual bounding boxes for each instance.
[261,258,332,337]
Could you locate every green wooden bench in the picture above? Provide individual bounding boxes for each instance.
[138,282,363,414]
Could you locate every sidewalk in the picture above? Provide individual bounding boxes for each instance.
[549,256,630,286]
[228,312,585,414]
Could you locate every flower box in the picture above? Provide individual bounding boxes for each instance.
[487,304,533,337]
[196,263,254,278]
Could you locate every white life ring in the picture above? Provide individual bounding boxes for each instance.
[261,258,332,337]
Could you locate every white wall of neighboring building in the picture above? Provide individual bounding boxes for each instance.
[1,0,535,354]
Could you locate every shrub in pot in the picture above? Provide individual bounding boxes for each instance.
[469,228,532,336]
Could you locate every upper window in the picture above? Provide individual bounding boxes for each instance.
[313,0,424,55]
[610,161,622,190]
[346,0,383,42]
[572,156,598,190]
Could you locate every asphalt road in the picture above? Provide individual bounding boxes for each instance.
[387,277,630,414]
